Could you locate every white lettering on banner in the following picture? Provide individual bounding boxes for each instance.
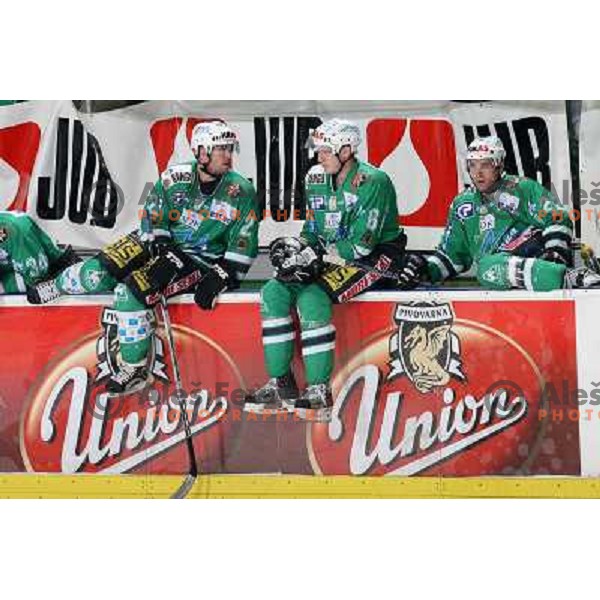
[39,366,227,474]
[329,364,528,476]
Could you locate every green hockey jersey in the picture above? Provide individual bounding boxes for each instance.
[428,175,573,282]
[0,211,64,289]
[301,160,402,261]
[140,161,259,280]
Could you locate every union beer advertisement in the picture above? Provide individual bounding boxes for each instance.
[0,297,580,476]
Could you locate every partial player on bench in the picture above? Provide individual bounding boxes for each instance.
[27,121,259,395]
[396,135,600,291]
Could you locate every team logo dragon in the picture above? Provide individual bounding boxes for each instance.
[387,301,466,393]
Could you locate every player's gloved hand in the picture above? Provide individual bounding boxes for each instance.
[540,247,572,267]
[269,237,323,283]
[194,264,230,310]
[146,248,185,290]
[397,253,428,290]
[141,232,171,259]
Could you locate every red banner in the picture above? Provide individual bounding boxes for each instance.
[0,297,580,476]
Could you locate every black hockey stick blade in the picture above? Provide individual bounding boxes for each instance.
[171,471,197,499]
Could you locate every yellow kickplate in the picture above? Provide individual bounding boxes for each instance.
[1,474,600,499]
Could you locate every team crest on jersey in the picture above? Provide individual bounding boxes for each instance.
[456,202,474,221]
[387,302,466,394]
[95,308,169,385]
[0,227,8,243]
[497,192,519,214]
[351,172,368,190]
[226,183,240,198]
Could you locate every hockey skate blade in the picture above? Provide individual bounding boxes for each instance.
[170,473,197,499]
[294,406,332,423]
[243,402,294,415]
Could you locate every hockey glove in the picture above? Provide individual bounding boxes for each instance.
[397,253,428,290]
[540,247,572,267]
[269,237,323,283]
[194,264,230,310]
[146,247,186,290]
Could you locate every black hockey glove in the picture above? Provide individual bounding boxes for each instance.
[269,237,323,283]
[194,264,230,310]
[143,233,172,259]
[540,246,572,267]
[146,247,186,290]
[397,253,428,290]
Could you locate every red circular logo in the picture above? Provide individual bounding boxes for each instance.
[308,317,547,476]
[21,324,244,474]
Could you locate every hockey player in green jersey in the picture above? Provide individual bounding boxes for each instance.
[0,211,79,294]
[397,135,600,291]
[28,121,259,394]
[244,118,405,421]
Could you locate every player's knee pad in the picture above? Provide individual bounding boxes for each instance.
[297,284,333,328]
[57,258,114,294]
[260,279,293,318]
[116,308,154,345]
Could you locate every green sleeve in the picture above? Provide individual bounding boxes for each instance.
[427,201,473,282]
[300,213,319,248]
[140,180,171,239]
[28,218,64,263]
[335,176,395,261]
[224,186,259,280]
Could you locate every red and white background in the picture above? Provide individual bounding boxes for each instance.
[0,289,599,478]
[0,100,575,250]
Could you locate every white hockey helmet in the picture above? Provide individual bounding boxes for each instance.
[307,118,361,154]
[190,121,240,155]
[466,136,506,167]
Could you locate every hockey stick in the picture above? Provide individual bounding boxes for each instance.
[158,294,198,499]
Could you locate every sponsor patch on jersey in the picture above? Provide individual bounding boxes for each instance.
[307,171,326,185]
[343,191,358,209]
[181,209,203,230]
[497,192,520,214]
[162,165,193,189]
[325,212,342,230]
[456,202,475,221]
[0,248,8,262]
[309,195,325,210]
[0,227,8,243]
[328,196,337,211]
[209,199,236,224]
[480,214,496,232]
